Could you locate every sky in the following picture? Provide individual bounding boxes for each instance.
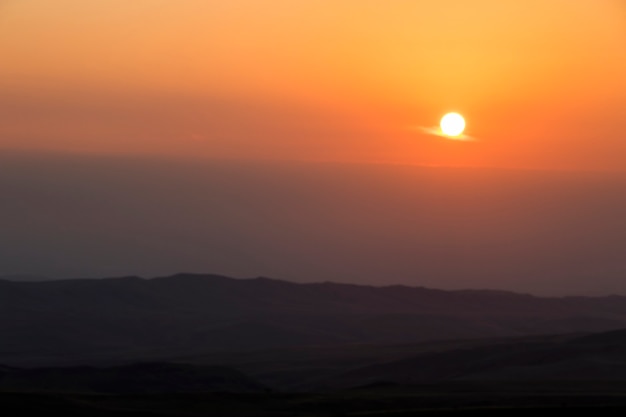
[0,0,625,169]
[1,2,626,295]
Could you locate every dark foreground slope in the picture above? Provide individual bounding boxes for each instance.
[4,380,626,416]
[4,273,626,366]
[0,362,265,394]
[6,329,626,415]
[6,385,626,417]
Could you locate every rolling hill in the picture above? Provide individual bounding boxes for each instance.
[3,273,626,366]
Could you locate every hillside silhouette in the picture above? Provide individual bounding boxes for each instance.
[3,273,626,367]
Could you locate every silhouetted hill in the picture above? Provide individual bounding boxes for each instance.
[0,362,265,394]
[322,328,626,389]
[3,274,626,366]
[571,328,626,346]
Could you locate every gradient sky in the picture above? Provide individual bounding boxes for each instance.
[2,2,626,294]
[1,0,625,169]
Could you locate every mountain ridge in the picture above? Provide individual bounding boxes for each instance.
[3,273,626,367]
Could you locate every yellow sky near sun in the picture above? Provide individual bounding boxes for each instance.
[0,0,625,168]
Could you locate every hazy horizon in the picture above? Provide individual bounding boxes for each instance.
[0,150,624,296]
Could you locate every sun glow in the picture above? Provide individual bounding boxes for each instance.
[440,113,466,137]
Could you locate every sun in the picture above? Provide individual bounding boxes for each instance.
[440,112,466,137]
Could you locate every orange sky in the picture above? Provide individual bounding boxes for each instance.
[0,0,625,169]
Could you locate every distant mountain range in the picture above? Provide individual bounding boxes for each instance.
[3,273,626,367]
